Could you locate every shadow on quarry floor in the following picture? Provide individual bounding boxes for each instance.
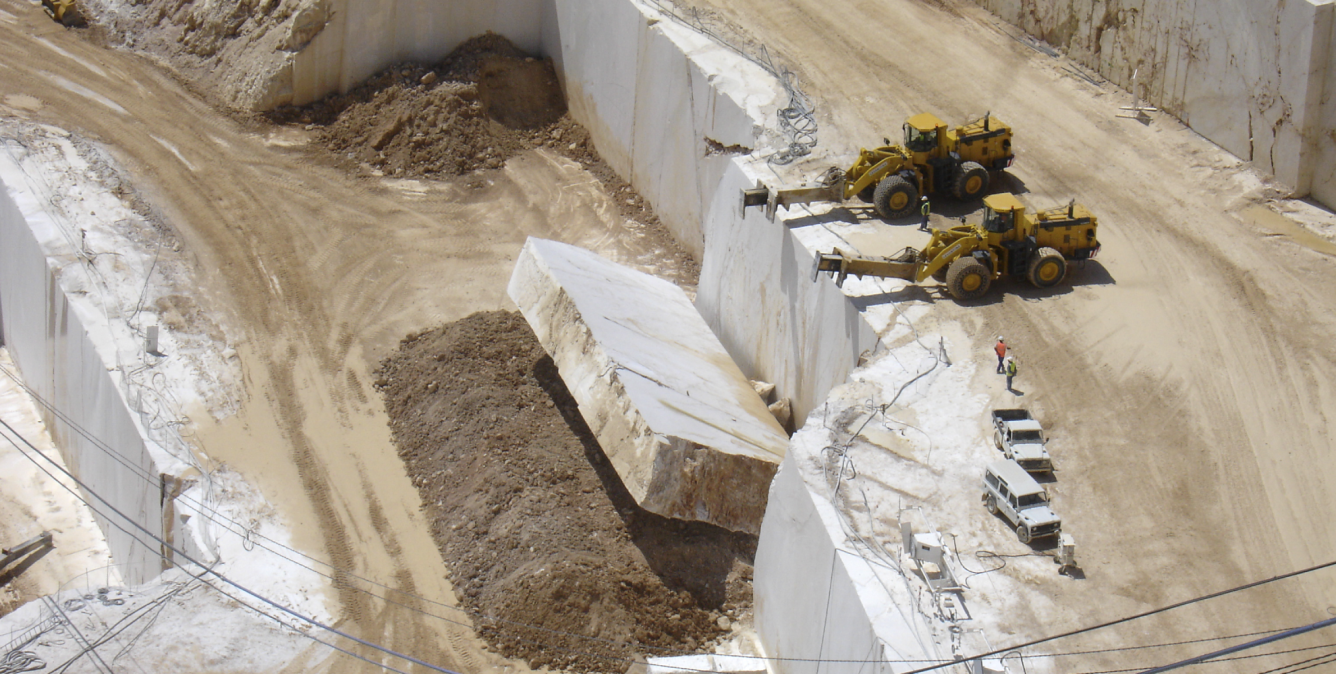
[844,259,1114,309]
[532,355,758,611]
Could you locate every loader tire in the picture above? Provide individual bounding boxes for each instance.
[1027,247,1067,288]
[873,175,918,220]
[931,265,949,283]
[946,257,991,301]
[952,162,989,200]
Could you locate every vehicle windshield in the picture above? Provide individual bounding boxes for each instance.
[1018,492,1048,507]
[982,208,1014,233]
[904,124,937,152]
[1013,430,1044,443]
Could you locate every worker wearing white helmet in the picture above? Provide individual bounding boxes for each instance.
[994,336,1008,374]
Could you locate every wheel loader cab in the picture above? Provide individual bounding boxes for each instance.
[980,193,1034,278]
[903,113,947,155]
[981,193,1026,236]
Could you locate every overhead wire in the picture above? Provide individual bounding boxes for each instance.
[0,362,824,666]
[3,394,1335,672]
[899,557,1336,673]
[0,416,761,674]
[1253,648,1336,674]
[6,329,1336,671]
[1065,642,1336,674]
[1132,615,1336,674]
[0,418,466,674]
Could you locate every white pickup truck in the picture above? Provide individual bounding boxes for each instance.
[991,409,1053,473]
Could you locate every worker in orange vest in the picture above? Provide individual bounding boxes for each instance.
[994,336,1008,374]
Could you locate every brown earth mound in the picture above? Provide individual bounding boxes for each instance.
[377,312,754,672]
[269,33,572,177]
[267,33,693,282]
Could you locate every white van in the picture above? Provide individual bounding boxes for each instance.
[982,460,1061,543]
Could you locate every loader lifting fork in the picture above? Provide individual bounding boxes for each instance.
[813,193,1101,301]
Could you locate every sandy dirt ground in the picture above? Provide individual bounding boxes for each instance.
[679,0,1336,663]
[5,0,1336,669]
[0,2,694,672]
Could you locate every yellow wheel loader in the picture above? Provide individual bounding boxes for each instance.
[742,112,1014,221]
[42,0,85,26]
[813,193,1100,301]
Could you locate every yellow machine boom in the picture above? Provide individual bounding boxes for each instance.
[742,112,1015,221]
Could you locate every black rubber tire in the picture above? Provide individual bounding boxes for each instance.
[952,161,989,200]
[1027,247,1067,288]
[931,265,949,283]
[873,175,918,220]
[946,256,992,301]
[984,494,999,516]
[1017,524,1032,545]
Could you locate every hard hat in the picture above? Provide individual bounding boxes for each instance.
[998,336,1004,341]
[920,195,928,201]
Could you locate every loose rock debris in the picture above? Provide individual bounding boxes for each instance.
[377,312,755,672]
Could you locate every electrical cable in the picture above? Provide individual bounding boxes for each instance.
[0,362,843,665]
[637,0,818,165]
[898,558,1336,673]
[0,417,752,674]
[6,354,1336,671]
[816,300,947,662]
[50,577,202,674]
[6,397,1331,674]
[0,650,45,674]
[190,575,414,674]
[1133,615,1336,674]
[946,534,1050,589]
[1254,648,1336,674]
[0,418,466,674]
[1066,643,1336,674]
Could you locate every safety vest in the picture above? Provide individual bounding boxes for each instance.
[1007,360,1017,376]
[995,342,1006,358]
[921,200,931,216]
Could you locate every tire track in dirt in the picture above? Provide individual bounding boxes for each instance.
[265,347,370,624]
[360,470,465,674]
[0,8,704,672]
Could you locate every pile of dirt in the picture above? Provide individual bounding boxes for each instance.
[269,34,564,177]
[376,312,754,672]
[266,36,521,170]
[268,33,684,265]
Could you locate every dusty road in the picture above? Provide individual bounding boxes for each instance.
[687,0,1336,659]
[0,1,690,671]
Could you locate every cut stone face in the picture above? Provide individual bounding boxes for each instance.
[508,237,788,534]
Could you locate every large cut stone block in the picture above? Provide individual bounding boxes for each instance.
[508,238,787,534]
